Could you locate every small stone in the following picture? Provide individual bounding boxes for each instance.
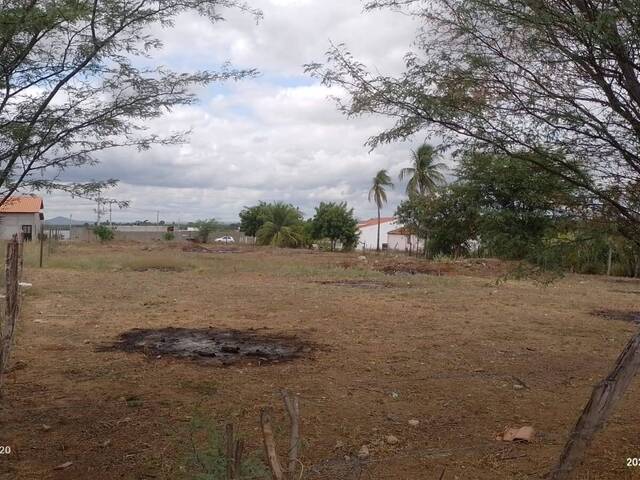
[53,461,73,470]
[390,391,399,399]
[385,435,399,445]
[408,419,420,427]
[513,384,524,390]
[41,424,51,431]
[357,445,370,459]
[334,440,344,449]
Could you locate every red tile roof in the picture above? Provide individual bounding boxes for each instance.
[357,217,396,229]
[388,227,414,236]
[0,196,44,213]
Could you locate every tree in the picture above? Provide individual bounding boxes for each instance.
[395,193,431,254]
[457,152,579,258]
[0,1,259,206]
[307,0,640,242]
[396,152,580,259]
[368,169,393,251]
[255,202,305,248]
[194,218,219,243]
[239,202,269,237]
[310,201,359,251]
[399,144,446,196]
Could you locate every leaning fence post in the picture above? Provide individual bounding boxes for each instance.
[549,330,640,479]
[0,235,22,395]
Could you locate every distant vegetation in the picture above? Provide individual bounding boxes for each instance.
[240,201,359,251]
[93,225,114,242]
[193,219,220,243]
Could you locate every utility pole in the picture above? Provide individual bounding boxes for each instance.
[109,203,112,224]
[95,195,102,224]
[69,214,72,241]
[156,210,160,225]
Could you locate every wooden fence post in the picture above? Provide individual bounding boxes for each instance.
[39,225,44,268]
[549,330,640,479]
[0,235,22,395]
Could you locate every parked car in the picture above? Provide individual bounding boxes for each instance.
[214,235,235,244]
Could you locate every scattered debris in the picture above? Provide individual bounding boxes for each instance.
[316,280,391,289]
[357,445,370,459]
[385,435,399,445]
[53,461,73,470]
[408,419,420,427]
[41,424,51,432]
[496,426,535,442]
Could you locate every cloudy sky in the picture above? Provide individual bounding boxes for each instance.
[45,0,434,224]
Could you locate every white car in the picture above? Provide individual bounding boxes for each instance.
[214,235,235,244]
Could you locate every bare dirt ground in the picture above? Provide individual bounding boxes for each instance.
[1,242,640,480]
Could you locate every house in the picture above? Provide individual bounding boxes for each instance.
[387,227,424,253]
[0,195,44,241]
[357,216,399,250]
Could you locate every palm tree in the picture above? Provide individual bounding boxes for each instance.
[256,202,304,248]
[399,144,447,196]
[368,169,394,252]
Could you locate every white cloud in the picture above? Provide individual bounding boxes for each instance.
[43,0,446,223]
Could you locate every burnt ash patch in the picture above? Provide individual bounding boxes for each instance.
[591,309,640,323]
[316,279,391,289]
[101,327,312,366]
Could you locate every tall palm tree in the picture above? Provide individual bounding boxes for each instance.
[368,169,394,252]
[256,202,304,248]
[399,144,447,196]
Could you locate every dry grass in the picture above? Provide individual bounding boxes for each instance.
[2,241,640,480]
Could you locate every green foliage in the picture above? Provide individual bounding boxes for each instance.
[93,225,114,242]
[308,0,640,241]
[368,169,393,210]
[163,232,175,241]
[183,415,268,480]
[194,219,220,243]
[239,202,269,237]
[399,144,446,196]
[395,152,581,259]
[310,201,360,251]
[255,202,305,248]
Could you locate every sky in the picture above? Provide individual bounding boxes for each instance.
[43,0,436,224]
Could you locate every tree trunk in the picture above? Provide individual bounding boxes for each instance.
[376,207,381,252]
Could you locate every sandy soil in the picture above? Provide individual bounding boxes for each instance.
[1,242,640,480]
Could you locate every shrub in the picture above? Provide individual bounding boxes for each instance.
[94,225,114,242]
[163,232,175,241]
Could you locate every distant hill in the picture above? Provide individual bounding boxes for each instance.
[45,216,88,226]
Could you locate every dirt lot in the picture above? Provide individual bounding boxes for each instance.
[1,242,640,479]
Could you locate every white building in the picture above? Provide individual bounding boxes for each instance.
[357,217,399,250]
[0,196,44,241]
[387,227,424,253]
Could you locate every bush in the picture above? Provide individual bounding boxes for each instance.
[94,225,114,242]
[163,232,175,241]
